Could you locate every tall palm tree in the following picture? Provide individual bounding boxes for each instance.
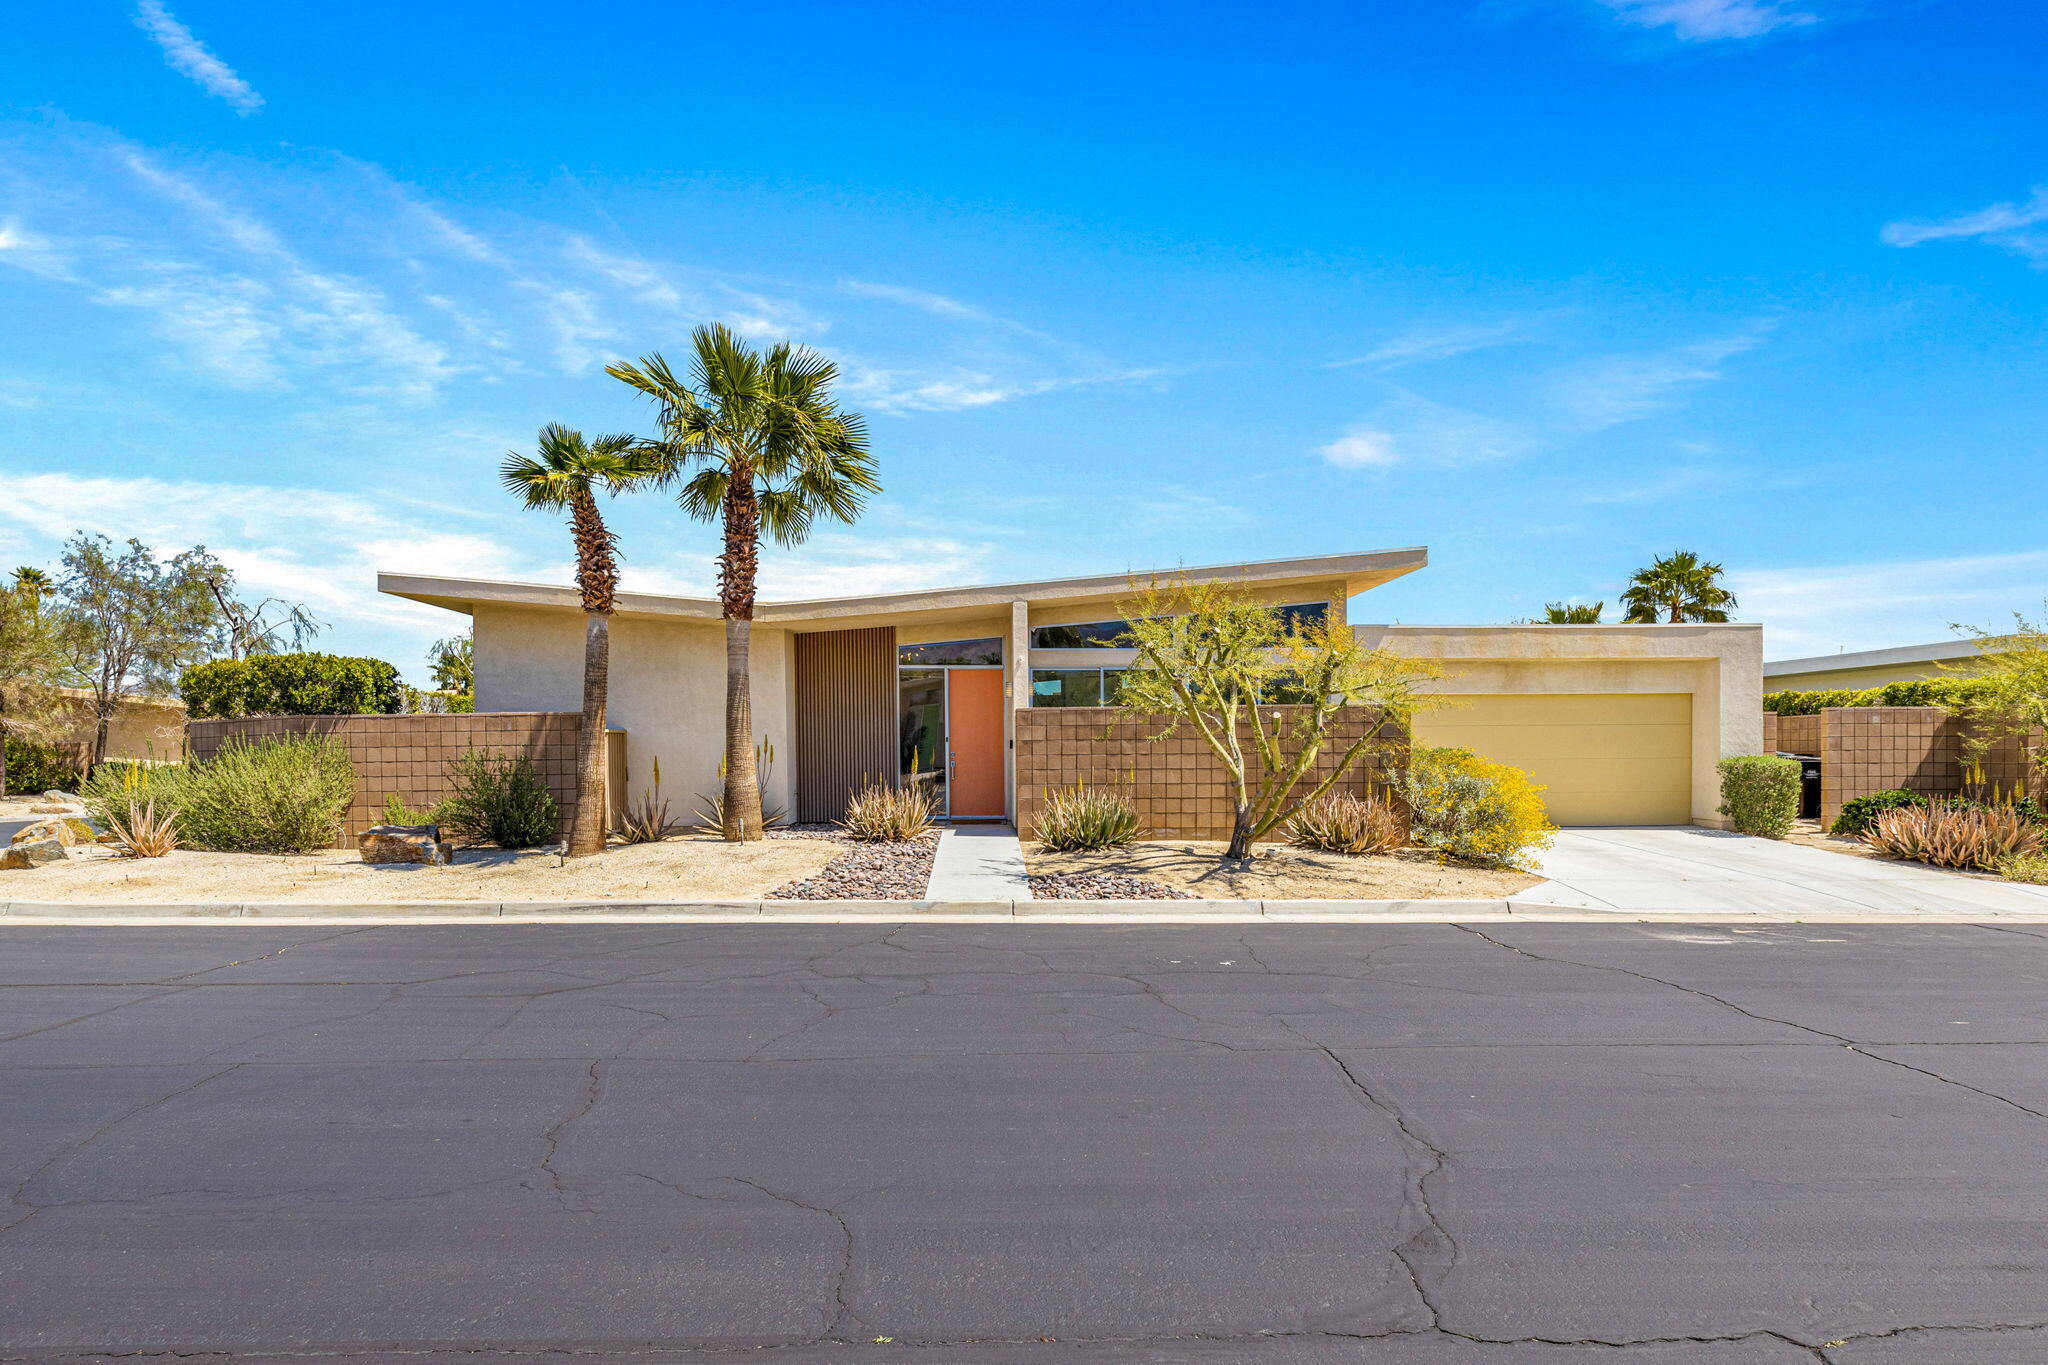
[609,325,879,841]
[11,567,50,614]
[500,424,662,857]
[1536,601,1604,624]
[1620,550,1736,624]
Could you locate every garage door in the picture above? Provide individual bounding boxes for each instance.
[1412,693,1692,826]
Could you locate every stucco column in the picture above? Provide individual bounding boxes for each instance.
[1005,599,1030,820]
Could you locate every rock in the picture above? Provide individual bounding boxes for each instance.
[13,816,99,848]
[360,824,452,867]
[43,791,80,803]
[0,834,68,870]
[28,803,81,815]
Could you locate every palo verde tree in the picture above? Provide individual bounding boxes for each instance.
[609,325,879,842]
[500,423,664,858]
[194,559,325,659]
[1620,550,1736,624]
[54,534,223,765]
[1946,609,2048,795]
[1114,579,1441,860]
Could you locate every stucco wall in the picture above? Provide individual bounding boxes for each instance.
[472,605,796,818]
[1357,623,1764,828]
[53,689,187,764]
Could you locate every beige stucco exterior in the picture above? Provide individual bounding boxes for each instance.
[1360,623,1764,827]
[384,550,1764,831]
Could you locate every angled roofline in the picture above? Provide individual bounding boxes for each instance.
[1764,638,1984,677]
[378,547,1429,624]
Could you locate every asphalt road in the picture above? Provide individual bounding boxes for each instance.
[4,922,2048,1365]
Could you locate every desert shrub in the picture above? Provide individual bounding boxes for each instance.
[1717,755,1800,839]
[1831,788,1927,837]
[4,737,83,795]
[1401,746,1555,870]
[1035,783,1141,851]
[106,798,180,857]
[177,735,355,852]
[1999,851,2048,885]
[841,778,937,842]
[1864,802,2041,871]
[80,761,193,833]
[180,653,404,719]
[1288,790,1404,855]
[440,750,559,849]
[381,792,441,827]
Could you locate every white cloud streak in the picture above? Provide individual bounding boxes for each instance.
[1734,549,2048,658]
[1595,0,1819,41]
[1882,187,2048,266]
[133,0,264,114]
[1544,325,1769,430]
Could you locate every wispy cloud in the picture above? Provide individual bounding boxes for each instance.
[1594,0,1819,41]
[1319,392,1537,471]
[1733,549,2048,658]
[1329,320,1528,371]
[841,363,1170,414]
[133,0,264,114]
[1882,186,2048,266]
[1543,324,1770,430]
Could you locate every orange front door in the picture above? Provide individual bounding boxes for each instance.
[945,669,1006,818]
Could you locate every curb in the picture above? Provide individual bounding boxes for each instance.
[0,897,1519,920]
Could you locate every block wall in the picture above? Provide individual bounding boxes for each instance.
[1816,706,2034,826]
[187,713,588,843]
[1014,707,1402,841]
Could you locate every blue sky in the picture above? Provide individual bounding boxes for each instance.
[4,0,2045,683]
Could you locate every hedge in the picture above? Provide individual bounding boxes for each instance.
[1717,755,1801,839]
[1764,677,1992,716]
[181,653,405,719]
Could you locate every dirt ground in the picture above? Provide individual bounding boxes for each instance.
[1025,840,1541,900]
[0,831,842,903]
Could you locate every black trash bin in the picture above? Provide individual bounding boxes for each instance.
[1779,753,1822,821]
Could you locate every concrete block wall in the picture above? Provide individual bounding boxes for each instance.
[1014,706,1402,841]
[1802,706,2033,826]
[188,713,593,843]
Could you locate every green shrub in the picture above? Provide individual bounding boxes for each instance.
[1999,851,2048,885]
[382,792,441,827]
[1401,746,1555,870]
[1716,755,1801,838]
[1288,791,1404,855]
[82,737,354,853]
[440,750,559,848]
[1035,783,1141,851]
[181,654,404,719]
[1831,788,1928,837]
[1765,678,1993,717]
[4,738,83,795]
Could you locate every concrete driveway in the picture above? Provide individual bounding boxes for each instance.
[1525,826,2048,915]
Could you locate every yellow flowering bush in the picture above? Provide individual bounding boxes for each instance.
[1401,745,1556,870]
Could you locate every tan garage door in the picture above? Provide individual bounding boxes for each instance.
[1413,693,1692,826]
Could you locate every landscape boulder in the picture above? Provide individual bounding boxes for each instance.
[0,834,68,871]
[360,824,452,867]
[43,791,80,803]
[14,816,99,848]
[29,803,80,815]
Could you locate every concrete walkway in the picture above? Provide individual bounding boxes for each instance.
[1528,826,2048,915]
[926,823,1034,900]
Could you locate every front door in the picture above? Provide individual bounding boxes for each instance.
[945,669,1006,818]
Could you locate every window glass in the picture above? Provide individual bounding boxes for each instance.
[897,637,1003,665]
[1030,669,1104,707]
[1030,602,1327,649]
[898,668,945,788]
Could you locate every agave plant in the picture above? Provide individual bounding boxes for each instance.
[840,777,937,843]
[1034,783,1141,852]
[107,798,180,858]
[693,738,787,832]
[619,757,677,845]
[1287,791,1404,855]
[1864,802,2041,871]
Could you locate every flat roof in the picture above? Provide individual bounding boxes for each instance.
[379,546,1429,628]
[1764,639,1983,676]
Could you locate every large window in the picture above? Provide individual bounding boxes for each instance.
[1029,668,1128,707]
[1030,601,1327,649]
[897,637,1002,665]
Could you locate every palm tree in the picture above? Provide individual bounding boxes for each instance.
[609,325,879,841]
[11,567,50,614]
[1620,550,1736,624]
[1535,601,1604,624]
[500,424,662,857]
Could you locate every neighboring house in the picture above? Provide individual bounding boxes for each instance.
[1765,640,1983,692]
[50,688,187,766]
[381,547,1761,830]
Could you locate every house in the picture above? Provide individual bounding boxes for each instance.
[1765,640,1983,693]
[380,547,1761,831]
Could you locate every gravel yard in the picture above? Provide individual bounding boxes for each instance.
[766,834,937,899]
[1026,839,1540,900]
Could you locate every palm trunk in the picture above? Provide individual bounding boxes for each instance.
[568,611,609,857]
[720,477,764,842]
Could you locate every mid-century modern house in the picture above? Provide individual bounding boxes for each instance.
[380,547,1762,832]
[1764,640,1984,692]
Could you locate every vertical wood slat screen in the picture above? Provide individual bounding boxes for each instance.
[794,626,898,823]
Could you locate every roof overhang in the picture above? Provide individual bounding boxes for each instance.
[1764,638,1987,677]
[379,547,1428,630]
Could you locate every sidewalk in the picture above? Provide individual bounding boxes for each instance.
[925,824,1034,900]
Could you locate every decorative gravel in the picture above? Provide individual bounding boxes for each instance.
[1027,872,1195,900]
[766,836,938,900]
